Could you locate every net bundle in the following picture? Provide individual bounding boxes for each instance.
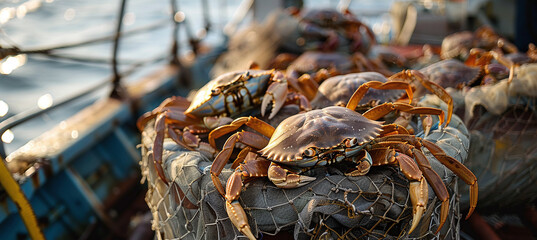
[139,104,469,239]
[449,63,537,209]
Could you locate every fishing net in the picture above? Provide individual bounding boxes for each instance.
[139,101,469,240]
[442,63,537,210]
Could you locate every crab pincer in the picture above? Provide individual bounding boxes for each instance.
[261,71,289,119]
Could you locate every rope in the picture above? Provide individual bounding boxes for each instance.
[0,155,45,240]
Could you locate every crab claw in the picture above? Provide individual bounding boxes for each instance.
[346,151,373,176]
[203,116,233,129]
[268,162,316,188]
[261,72,288,119]
[422,115,433,137]
[226,201,256,240]
[408,178,428,234]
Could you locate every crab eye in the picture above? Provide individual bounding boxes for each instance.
[303,148,316,157]
[345,138,359,148]
[211,88,221,95]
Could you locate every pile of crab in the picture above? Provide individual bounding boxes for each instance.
[131,7,527,240]
[406,26,537,237]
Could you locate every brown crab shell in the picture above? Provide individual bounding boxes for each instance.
[259,106,382,163]
[312,72,403,109]
[420,59,481,89]
[287,51,354,75]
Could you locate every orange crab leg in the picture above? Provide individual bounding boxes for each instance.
[209,116,275,149]
[379,134,477,220]
[153,114,198,209]
[167,127,196,151]
[226,153,271,202]
[374,142,448,202]
[420,139,478,219]
[389,70,453,127]
[153,114,169,184]
[528,43,537,61]
[380,124,410,136]
[294,73,320,100]
[410,148,450,233]
[136,96,194,131]
[285,92,312,112]
[346,81,414,111]
[211,131,269,197]
[465,48,516,84]
[363,102,445,131]
[368,146,428,234]
[232,146,254,169]
[225,153,271,240]
[371,141,450,233]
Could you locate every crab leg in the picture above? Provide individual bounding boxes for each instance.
[136,96,194,132]
[363,102,445,132]
[153,114,171,184]
[226,153,271,240]
[420,139,478,219]
[285,92,312,113]
[211,131,269,197]
[346,80,414,111]
[209,116,275,149]
[152,110,205,183]
[153,114,199,209]
[389,70,453,127]
[368,146,428,234]
[294,73,320,100]
[373,141,450,233]
[474,26,519,54]
[380,123,410,136]
[465,48,516,83]
[379,135,477,223]
[344,150,373,176]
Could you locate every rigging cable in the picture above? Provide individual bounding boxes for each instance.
[170,0,181,64]
[0,19,169,64]
[110,0,128,99]
[201,0,212,33]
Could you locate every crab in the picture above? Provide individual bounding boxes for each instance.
[136,68,313,185]
[441,26,518,60]
[311,72,401,110]
[278,8,376,54]
[269,50,402,101]
[207,81,477,239]
[268,51,394,101]
[417,47,516,96]
[312,70,456,136]
[418,58,511,94]
[503,43,537,65]
[286,51,394,79]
